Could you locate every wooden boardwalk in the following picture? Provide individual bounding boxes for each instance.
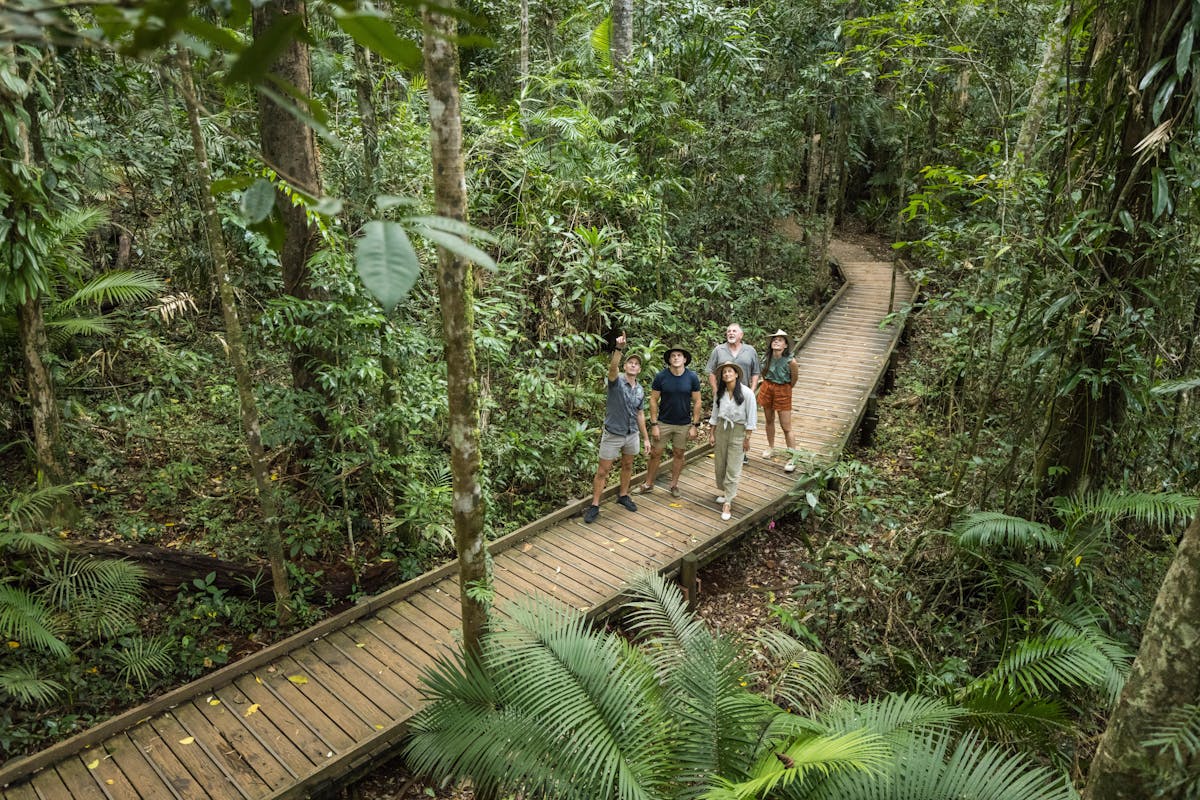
[0,238,914,800]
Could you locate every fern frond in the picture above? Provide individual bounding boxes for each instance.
[113,636,175,688]
[1144,704,1200,762]
[1045,609,1132,705]
[44,207,108,278]
[0,663,66,706]
[0,585,70,657]
[58,270,165,310]
[958,686,1069,742]
[0,530,65,555]
[47,315,116,339]
[949,511,1063,550]
[822,694,965,744]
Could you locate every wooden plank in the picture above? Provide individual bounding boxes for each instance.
[135,715,243,800]
[77,742,141,799]
[98,733,187,799]
[225,673,341,765]
[204,684,316,776]
[252,659,374,743]
[321,629,422,711]
[150,711,256,800]
[276,651,394,731]
[26,765,80,800]
[169,705,272,796]
[2,780,40,800]
[529,532,632,588]
[349,617,440,679]
[307,637,414,716]
[177,698,293,791]
[516,538,624,597]
[53,756,114,800]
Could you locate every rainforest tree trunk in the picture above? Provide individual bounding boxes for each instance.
[422,2,490,656]
[16,296,64,485]
[611,0,633,73]
[1037,0,1195,498]
[1084,511,1200,799]
[252,0,330,420]
[178,48,292,623]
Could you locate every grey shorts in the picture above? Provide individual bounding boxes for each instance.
[599,429,640,460]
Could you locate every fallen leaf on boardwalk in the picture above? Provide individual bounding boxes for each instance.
[609,548,615,552]
[375,724,384,730]
[555,567,561,573]
[617,537,628,543]
[87,760,100,769]
[208,698,221,706]
[654,532,662,537]
[178,738,194,746]
[669,502,683,508]
[356,642,365,648]
[255,674,262,684]
[244,704,260,717]
[106,780,114,785]
[288,675,308,685]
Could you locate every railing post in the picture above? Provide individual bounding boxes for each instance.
[859,395,879,447]
[680,553,699,611]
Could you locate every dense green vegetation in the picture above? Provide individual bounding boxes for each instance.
[2,0,1199,794]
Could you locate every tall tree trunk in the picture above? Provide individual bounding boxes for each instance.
[1084,511,1200,799]
[252,0,329,416]
[16,297,64,485]
[1037,0,1195,498]
[610,0,633,74]
[352,41,379,195]
[422,2,490,655]
[178,49,292,623]
[1015,5,1068,163]
[519,0,530,102]
[1,45,64,487]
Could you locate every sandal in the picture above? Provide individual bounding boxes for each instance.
[636,483,654,494]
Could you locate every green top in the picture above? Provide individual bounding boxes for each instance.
[762,354,793,384]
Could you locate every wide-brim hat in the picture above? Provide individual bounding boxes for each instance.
[664,347,692,366]
[768,329,792,351]
[715,361,744,384]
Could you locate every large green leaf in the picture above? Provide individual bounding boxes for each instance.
[334,10,422,70]
[241,178,276,223]
[356,221,420,312]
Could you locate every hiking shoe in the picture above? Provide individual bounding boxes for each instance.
[616,495,637,512]
[761,448,774,458]
[715,495,726,504]
[784,460,796,473]
[583,505,600,523]
[669,485,680,497]
[721,503,732,521]
[636,483,654,494]
[743,453,749,464]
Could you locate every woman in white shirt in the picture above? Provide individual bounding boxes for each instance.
[707,362,757,520]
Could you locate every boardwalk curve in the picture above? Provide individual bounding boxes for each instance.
[0,237,914,800]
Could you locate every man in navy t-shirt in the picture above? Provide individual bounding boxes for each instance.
[637,347,702,497]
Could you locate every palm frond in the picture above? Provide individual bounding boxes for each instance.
[37,555,146,640]
[752,628,841,713]
[1044,607,1132,705]
[0,530,65,556]
[622,571,708,668]
[591,16,613,69]
[705,729,890,800]
[948,511,1063,551]
[974,635,1113,700]
[958,686,1070,742]
[47,315,116,340]
[822,694,965,744]
[0,585,70,657]
[408,595,676,800]
[806,729,1078,800]
[113,635,176,688]
[1150,375,1200,396]
[1064,490,1197,532]
[44,207,108,277]
[58,270,165,310]
[3,483,78,533]
[0,663,66,706]
[1143,704,1200,762]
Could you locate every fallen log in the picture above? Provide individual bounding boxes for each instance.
[67,540,399,601]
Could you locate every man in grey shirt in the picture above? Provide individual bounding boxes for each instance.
[584,334,648,523]
[705,323,760,463]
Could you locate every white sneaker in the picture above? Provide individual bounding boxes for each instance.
[721,503,732,521]
[784,460,796,473]
[761,448,774,458]
[715,495,726,504]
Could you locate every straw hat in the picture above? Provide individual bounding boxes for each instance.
[715,361,744,384]
[768,329,792,351]
[663,347,692,366]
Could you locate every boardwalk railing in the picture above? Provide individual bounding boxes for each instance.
[0,237,915,800]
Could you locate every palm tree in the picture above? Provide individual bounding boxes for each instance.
[405,573,1078,799]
